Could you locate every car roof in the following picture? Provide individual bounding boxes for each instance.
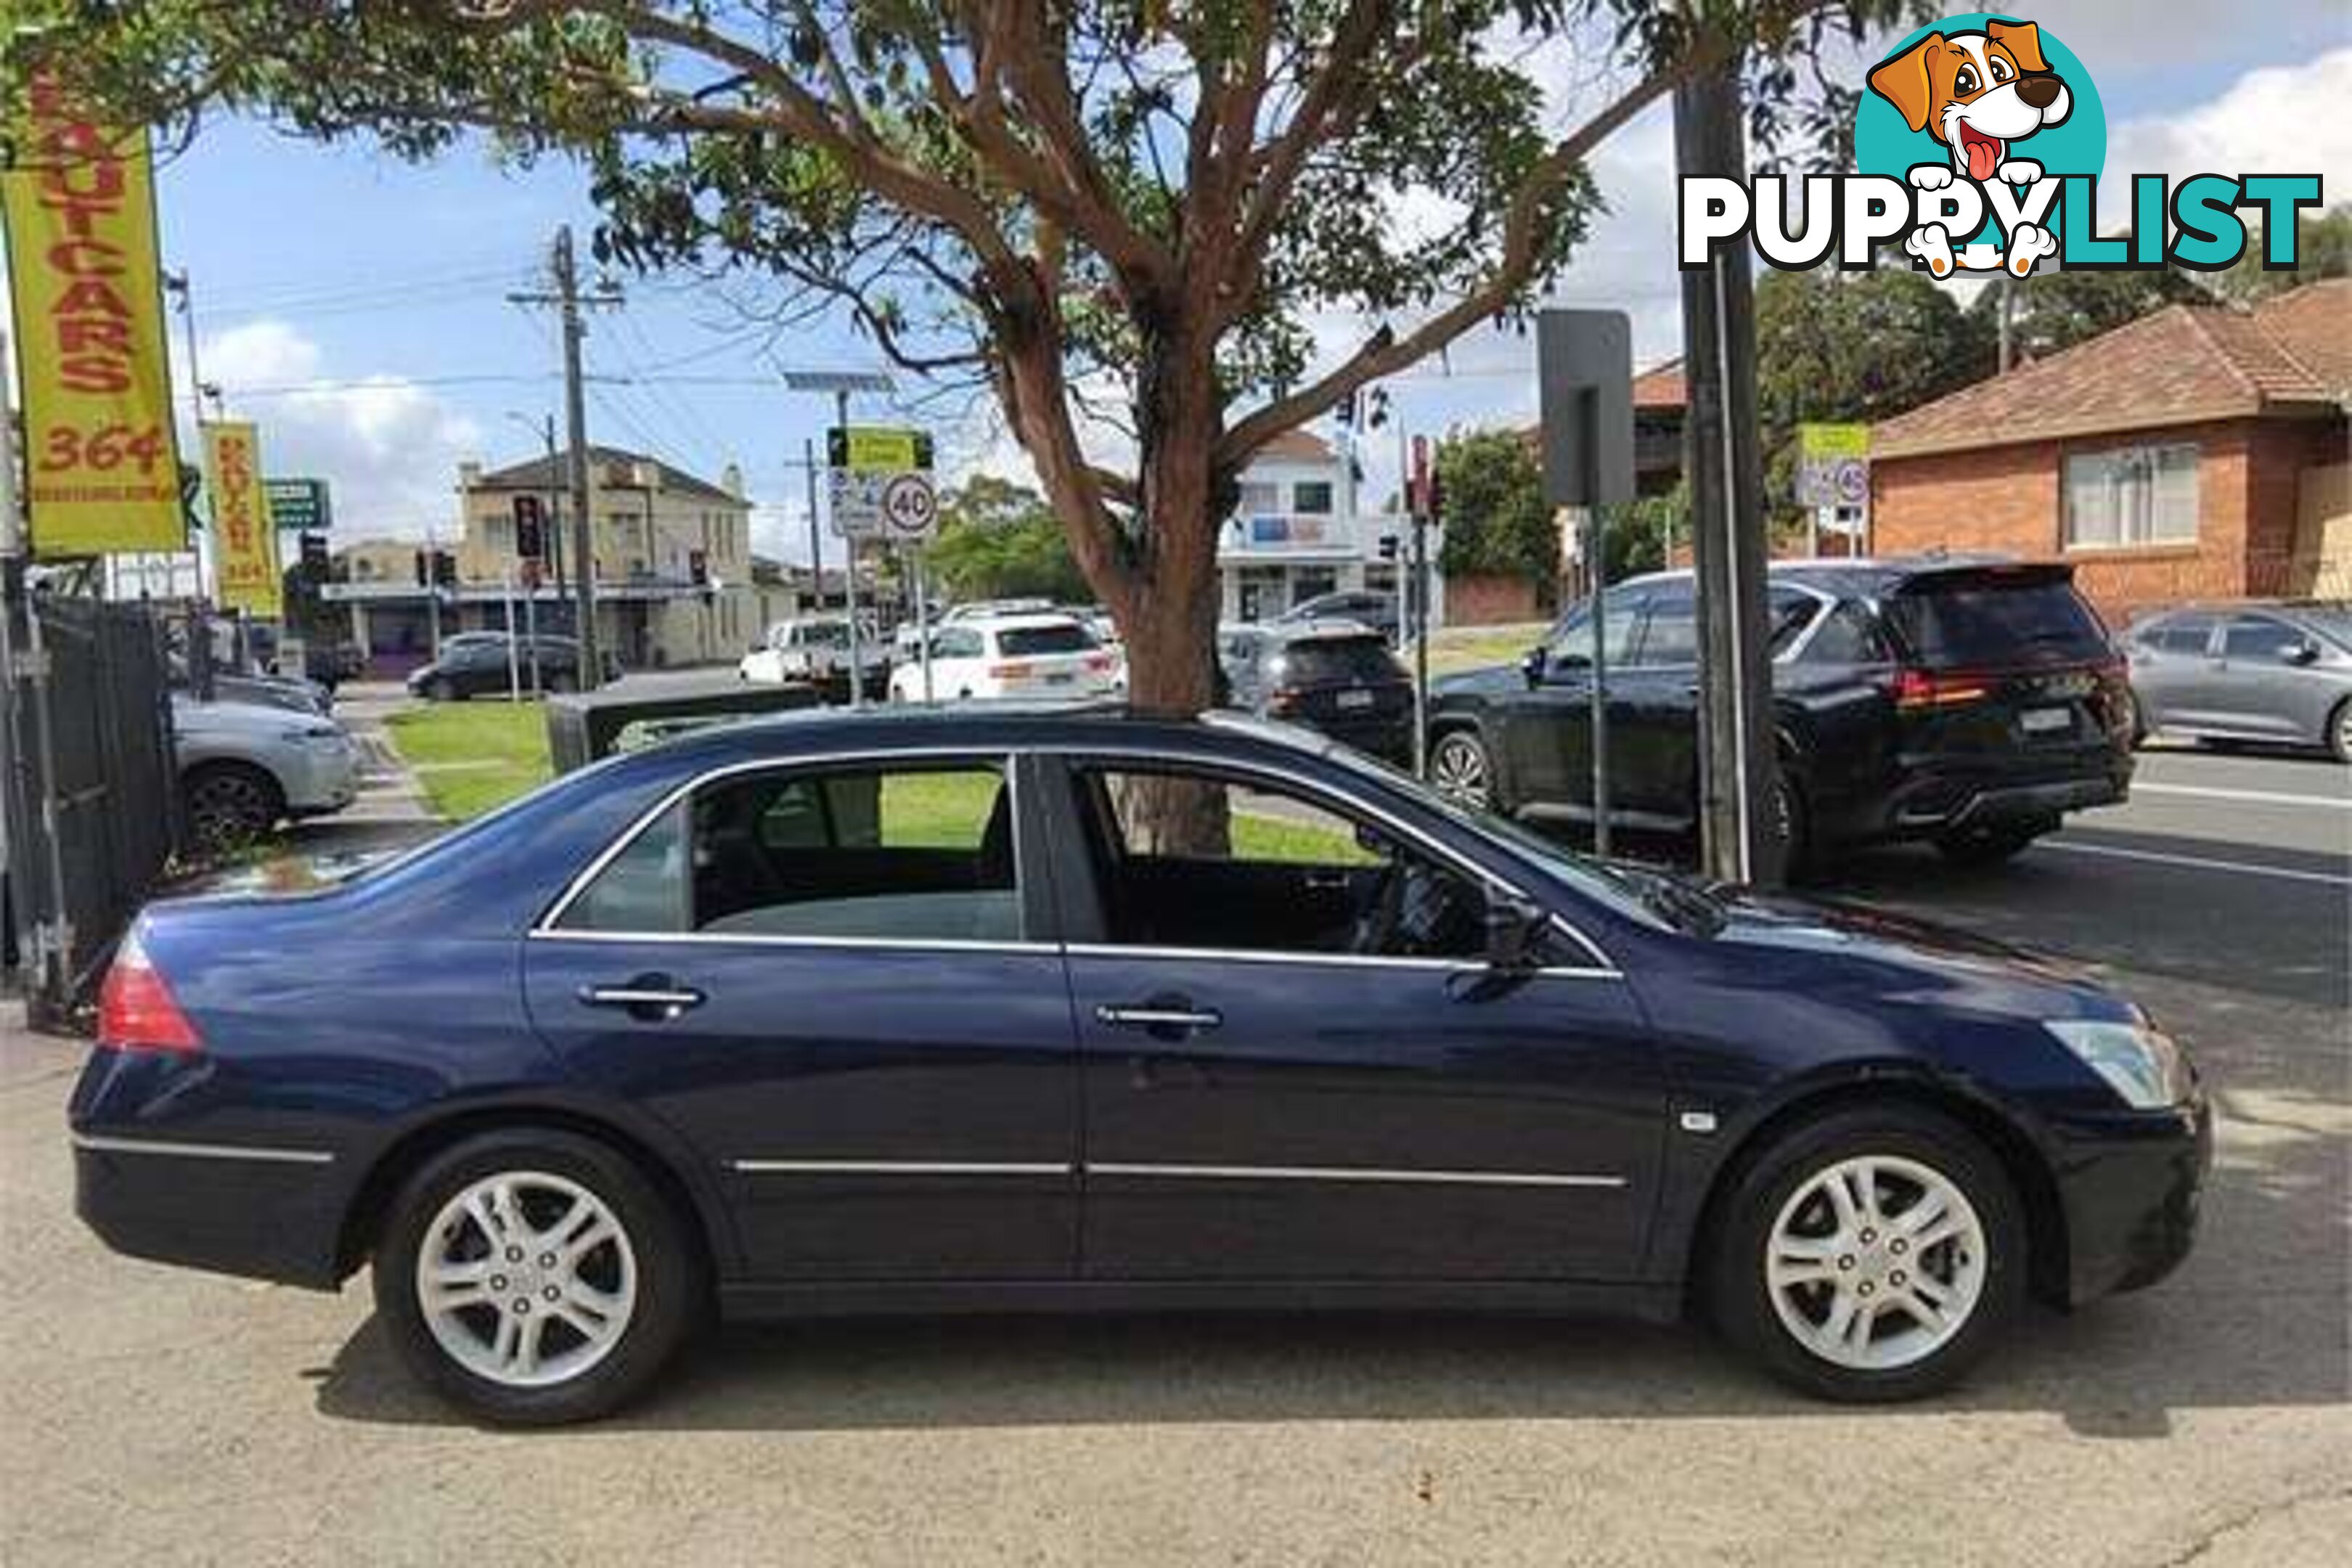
[1262,618,1383,645]
[978,613,1089,634]
[623,702,1340,772]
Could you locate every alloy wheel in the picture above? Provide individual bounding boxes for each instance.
[1430,734,1490,808]
[186,770,277,852]
[415,1170,639,1389]
[1763,1153,1988,1372]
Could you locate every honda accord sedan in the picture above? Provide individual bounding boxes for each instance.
[71,708,2209,1424]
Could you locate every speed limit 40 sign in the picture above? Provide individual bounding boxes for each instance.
[881,473,937,541]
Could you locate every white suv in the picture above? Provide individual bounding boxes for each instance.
[887,613,1122,703]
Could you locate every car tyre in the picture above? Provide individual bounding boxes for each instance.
[546,671,578,695]
[372,1128,704,1427]
[1429,728,1494,811]
[1933,820,2047,867]
[181,761,285,856]
[1768,768,1813,881]
[427,676,459,703]
[1708,1104,2026,1402]
[2328,698,2352,765]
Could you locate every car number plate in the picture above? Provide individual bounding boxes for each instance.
[2021,706,2071,734]
[1045,671,1074,685]
[1337,689,1375,710]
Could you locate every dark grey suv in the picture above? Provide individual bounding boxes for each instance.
[2122,603,2352,762]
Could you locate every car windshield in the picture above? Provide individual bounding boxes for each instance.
[996,624,1096,656]
[1275,636,1397,683]
[1883,576,2110,667]
[799,623,848,646]
[2296,606,2352,651]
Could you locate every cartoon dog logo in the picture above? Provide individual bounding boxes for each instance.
[1868,17,2072,278]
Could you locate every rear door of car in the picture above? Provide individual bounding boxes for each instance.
[1495,588,1647,817]
[1042,753,1661,1282]
[523,751,1080,1282]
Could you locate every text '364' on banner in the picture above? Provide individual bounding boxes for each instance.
[1,79,186,557]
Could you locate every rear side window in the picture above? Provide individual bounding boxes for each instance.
[995,624,1096,656]
[555,762,1017,942]
[1883,577,2110,666]
[1801,601,1890,665]
[1273,636,1400,683]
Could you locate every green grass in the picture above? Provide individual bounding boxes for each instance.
[1411,622,1548,677]
[383,701,554,821]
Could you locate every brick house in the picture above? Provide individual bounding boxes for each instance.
[1869,281,2352,626]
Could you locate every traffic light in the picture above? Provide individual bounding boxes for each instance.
[513,494,545,560]
[412,548,428,587]
[431,550,457,589]
[1425,465,1445,522]
[687,547,708,586]
[1378,533,1400,563]
[298,532,329,573]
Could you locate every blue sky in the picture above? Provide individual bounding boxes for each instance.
[13,2,2346,563]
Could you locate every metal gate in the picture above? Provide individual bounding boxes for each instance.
[1,589,179,1027]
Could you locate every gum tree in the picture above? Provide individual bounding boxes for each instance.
[12,1,1914,720]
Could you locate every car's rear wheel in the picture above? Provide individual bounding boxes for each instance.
[1934,820,2049,867]
[1767,768,1813,881]
[372,1129,702,1426]
[1709,1106,2025,1402]
[1429,729,1493,810]
[427,676,459,703]
[181,761,284,856]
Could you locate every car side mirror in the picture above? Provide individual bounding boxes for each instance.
[1484,889,1547,971]
[1520,647,1547,687]
[2282,640,2322,666]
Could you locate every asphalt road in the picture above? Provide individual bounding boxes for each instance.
[1,746,2345,1567]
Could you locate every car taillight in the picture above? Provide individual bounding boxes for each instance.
[1893,668,1993,709]
[1085,654,1116,672]
[1267,687,1303,714]
[96,928,201,1055]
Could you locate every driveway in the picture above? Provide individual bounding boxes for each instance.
[0,749,2344,1567]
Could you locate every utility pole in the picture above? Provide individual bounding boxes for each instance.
[510,228,617,684]
[1676,47,1779,887]
[802,438,822,614]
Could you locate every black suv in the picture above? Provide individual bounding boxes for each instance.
[1221,620,1413,763]
[1426,559,2133,870]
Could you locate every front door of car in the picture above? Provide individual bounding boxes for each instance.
[1497,589,1646,816]
[523,754,1080,1281]
[2210,613,2318,739]
[1045,758,1664,1282]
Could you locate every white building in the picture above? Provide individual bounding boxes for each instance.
[1217,429,1405,622]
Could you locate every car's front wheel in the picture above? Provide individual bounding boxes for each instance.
[181,761,285,855]
[372,1129,703,1426]
[1429,729,1494,810]
[2328,698,2352,764]
[1709,1106,2025,1402]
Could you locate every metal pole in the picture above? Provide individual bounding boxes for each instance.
[1997,272,2014,375]
[0,324,21,973]
[802,438,823,618]
[523,571,541,693]
[541,414,565,603]
[504,569,520,702]
[1411,513,1430,778]
[1583,393,1612,860]
[835,388,865,711]
[555,226,600,685]
[915,550,934,702]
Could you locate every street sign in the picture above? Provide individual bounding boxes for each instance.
[264,477,332,532]
[1795,423,1870,508]
[1536,309,1635,507]
[881,473,938,542]
[828,425,934,473]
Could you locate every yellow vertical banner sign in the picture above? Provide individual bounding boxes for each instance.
[1,78,186,556]
[202,422,282,618]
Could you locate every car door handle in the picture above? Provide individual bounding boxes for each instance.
[580,982,705,1017]
[1096,1003,1223,1033]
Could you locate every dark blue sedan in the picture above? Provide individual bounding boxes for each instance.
[71,708,2210,1424]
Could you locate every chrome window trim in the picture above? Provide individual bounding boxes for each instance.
[1062,940,1617,981]
[72,1132,335,1166]
[1086,1161,1627,1190]
[533,746,1023,936]
[532,927,1059,957]
[529,739,1620,976]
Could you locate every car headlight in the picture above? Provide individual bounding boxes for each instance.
[279,723,345,744]
[2044,1018,2193,1110]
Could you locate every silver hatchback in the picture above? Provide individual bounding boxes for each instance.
[2123,603,2352,762]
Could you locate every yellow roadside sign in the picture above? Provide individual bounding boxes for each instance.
[831,426,931,475]
[203,422,282,618]
[1797,422,1871,460]
[1,80,186,556]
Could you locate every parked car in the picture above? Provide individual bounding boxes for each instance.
[1223,619,1413,764]
[170,693,359,853]
[168,654,334,717]
[896,598,1059,659]
[407,634,603,701]
[73,707,2210,1423]
[740,618,888,699]
[1276,589,1401,645]
[2121,602,2352,761]
[886,611,1122,703]
[1426,559,2135,871]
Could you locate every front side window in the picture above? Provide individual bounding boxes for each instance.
[1628,587,1696,668]
[2064,443,2199,548]
[1078,766,1487,961]
[1544,589,1643,670]
[2221,615,2305,662]
[557,761,1018,942]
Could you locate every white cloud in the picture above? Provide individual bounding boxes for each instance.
[197,319,481,542]
[2102,49,2352,227]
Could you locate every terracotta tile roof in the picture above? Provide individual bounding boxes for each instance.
[1872,279,2351,460]
[1252,428,1337,462]
[1633,357,1687,410]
